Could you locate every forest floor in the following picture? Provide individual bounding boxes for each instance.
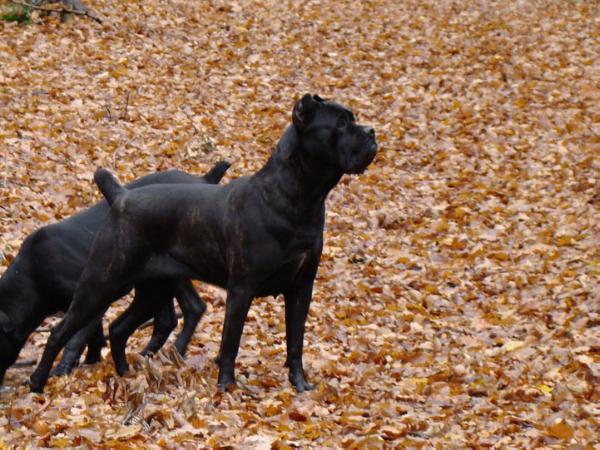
[0,0,598,447]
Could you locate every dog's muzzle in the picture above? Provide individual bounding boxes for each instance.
[350,128,377,174]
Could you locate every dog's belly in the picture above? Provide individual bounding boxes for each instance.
[141,252,229,289]
[194,264,229,289]
[155,231,229,286]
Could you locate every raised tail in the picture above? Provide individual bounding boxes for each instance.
[94,168,126,205]
[203,160,231,184]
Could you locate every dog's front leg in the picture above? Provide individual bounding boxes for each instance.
[284,282,316,392]
[109,280,176,375]
[0,365,7,387]
[30,304,108,393]
[140,301,177,357]
[52,318,103,376]
[172,279,207,356]
[216,286,253,391]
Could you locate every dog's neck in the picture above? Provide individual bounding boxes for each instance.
[257,126,342,210]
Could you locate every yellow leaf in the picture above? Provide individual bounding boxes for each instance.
[407,377,428,394]
[423,284,438,294]
[449,206,468,220]
[537,384,553,395]
[514,97,528,108]
[49,437,71,448]
[491,252,511,261]
[109,66,129,79]
[556,236,573,247]
[503,340,525,352]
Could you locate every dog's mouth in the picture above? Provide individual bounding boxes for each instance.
[348,141,377,174]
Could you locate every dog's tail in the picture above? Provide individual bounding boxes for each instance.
[94,168,126,205]
[203,160,231,184]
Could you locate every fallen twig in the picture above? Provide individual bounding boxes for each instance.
[13,358,37,367]
[122,91,131,121]
[9,0,102,23]
[104,99,113,121]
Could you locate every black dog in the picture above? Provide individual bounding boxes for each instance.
[0,162,229,387]
[30,94,376,393]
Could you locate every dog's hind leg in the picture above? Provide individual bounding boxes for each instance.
[140,297,177,357]
[29,219,147,393]
[109,279,176,375]
[52,318,103,376]
[84,319,106,364]
[173,279,206,356]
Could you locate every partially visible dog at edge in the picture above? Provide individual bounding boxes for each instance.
[0,161,230,388]
[29,94,377,394]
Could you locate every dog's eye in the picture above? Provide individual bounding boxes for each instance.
[337,116,348,129]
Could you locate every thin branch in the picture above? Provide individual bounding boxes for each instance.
[121,91,131,121]
[104,100,113,121]
[3,146,7,189]
[13,358,37,367]
[9,0,102,23]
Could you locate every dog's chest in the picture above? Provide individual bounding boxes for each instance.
[258,231,319,296]
[286,228,318,253]
[259,252,310,296]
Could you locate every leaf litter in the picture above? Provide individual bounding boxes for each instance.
[0,0,598,447]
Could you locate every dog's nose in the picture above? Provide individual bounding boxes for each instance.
[365,126,375,139]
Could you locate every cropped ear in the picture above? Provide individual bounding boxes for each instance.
[0,310,15,333]
[292,94,319,131]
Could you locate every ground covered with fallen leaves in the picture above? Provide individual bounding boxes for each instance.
[0,0,598,447]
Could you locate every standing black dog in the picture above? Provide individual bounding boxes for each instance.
[0,162,229,387]
[30,94,376,393]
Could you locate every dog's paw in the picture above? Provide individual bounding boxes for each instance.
[217,371,236,392]
[115,363,130,377]
[84,352,103,365]
[173,341,187,357]
[29,374,45,394]
[50,363,76,377]
[289,372,315,393]
[217,381,237,392]
[139,348,153,358]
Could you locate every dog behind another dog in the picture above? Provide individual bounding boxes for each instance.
[0,161,230,387]
[30,94,377,393]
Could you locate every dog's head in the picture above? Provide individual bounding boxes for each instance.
[291,94,377,175]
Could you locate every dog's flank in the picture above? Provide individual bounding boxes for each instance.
[29,94,376,393]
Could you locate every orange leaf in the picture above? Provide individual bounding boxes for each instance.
[546,420,574,440]
[289,411,308,422]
